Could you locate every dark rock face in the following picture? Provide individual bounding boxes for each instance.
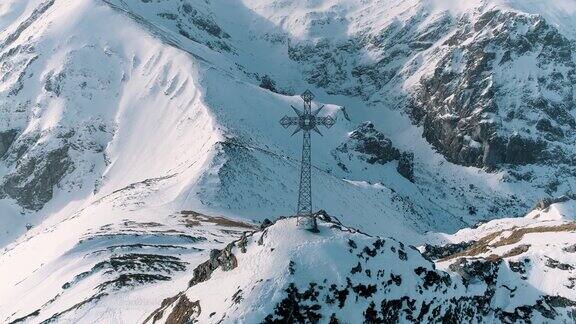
[0,110,110,211]
[62,250,188,292]
[0,129,18,158]
[263,283,323,323]
[164,295,200,324]
[289,7,575,170]
[2,145,72,210]
[259,75,278,93]
[334,122,416,181]
[535,194,576,211]
[176,3,232,52]
[509,259,530,275]
[396,152,415,182]
[422,241,476,261]
[260,218,273,229]
[288,11,454,99]
[188,243,238,287]
[448,258,501,286]
[335,122,400,165]
[410,10,576,168]
[106,0,232,53]
[546,258,574,271]
[179,3,230,40]
[0,0,55,51]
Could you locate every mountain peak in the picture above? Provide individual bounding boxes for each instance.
[148,206,576,323]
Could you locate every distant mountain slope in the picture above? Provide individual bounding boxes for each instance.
[3,0,574,245]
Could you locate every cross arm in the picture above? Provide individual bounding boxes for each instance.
[317,116,336,128]
[279,116,299,128]
[290,105,303,117]
[312,105,324,116]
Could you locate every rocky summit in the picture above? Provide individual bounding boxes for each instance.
[147,204,576,323]
[1,0,576,323]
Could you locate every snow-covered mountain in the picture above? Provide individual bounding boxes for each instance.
[1,0,576,322]
[147,201,576,323]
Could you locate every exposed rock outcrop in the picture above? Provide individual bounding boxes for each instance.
[410,10,576,169]
[333,122,416,181]
[335,122,400,165]
[1,145,72,210]
[188,243,238,287]
[396,152,415,183]
[0,129,18,159]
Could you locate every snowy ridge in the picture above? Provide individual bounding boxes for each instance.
[147,207,576,323]
[1,0,576,322]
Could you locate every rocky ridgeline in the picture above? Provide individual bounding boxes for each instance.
[146,214,576,323]
[5,210,254,324]
[103,0,232,53]
[411,10,576,169]
[288,9,454,100]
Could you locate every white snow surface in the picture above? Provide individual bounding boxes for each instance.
[1,0,576,322]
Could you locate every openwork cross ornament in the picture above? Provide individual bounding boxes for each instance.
[279,90,336,232]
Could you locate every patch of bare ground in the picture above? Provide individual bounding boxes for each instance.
[487,244,531,261]
[180,210,255,229]
[122,220,163,228]
[492,223,576,247]
[441,223,576,261]
[440,231,501,261]
[165,295,200,324]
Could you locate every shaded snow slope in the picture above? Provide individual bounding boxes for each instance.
[0,0,223,246]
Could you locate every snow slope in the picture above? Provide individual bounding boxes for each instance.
[1,0,576,322]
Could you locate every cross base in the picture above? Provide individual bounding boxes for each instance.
[296,215,319,232]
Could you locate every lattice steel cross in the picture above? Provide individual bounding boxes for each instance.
[279,90,335,231]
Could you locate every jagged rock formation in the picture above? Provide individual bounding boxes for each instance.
[2,145,72,210]
[410,10,576,169]
[396,152,415,183]
[285,3,576,170]
[288,8,454,100]
[0,129,18,158]
[333,122,415,181]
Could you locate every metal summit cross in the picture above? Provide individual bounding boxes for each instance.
[280,90,335,231]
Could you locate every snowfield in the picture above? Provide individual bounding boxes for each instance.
[1,0,576,322]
